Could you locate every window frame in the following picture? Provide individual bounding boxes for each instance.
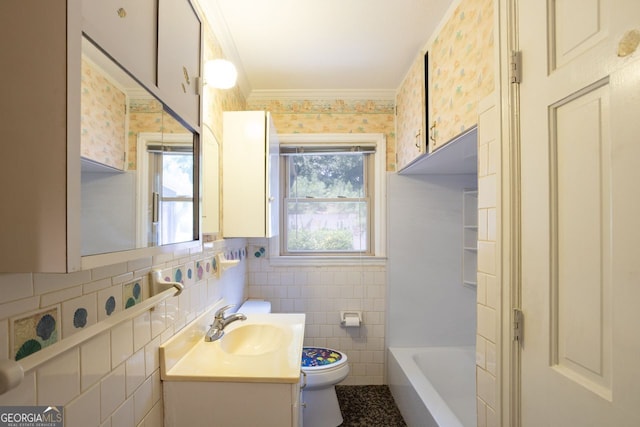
[271,133,387,265]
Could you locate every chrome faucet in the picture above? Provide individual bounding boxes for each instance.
[204,304,247,342]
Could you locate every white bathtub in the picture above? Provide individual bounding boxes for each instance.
[388,347,476,427]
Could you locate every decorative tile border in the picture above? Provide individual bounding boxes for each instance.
[11,307,59,361]
[61,294,97,338]
[97,285,123,322]
[123,279,143,309]
[4,244,249,362]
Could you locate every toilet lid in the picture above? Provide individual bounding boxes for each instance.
[301,347,347,370]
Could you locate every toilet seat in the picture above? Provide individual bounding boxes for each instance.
[301,347,349,390]
[301,347,348,371]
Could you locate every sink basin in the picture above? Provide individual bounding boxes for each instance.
[160,310,305,383]
[220,324,286,356]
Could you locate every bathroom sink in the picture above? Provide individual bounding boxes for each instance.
[160,307,305,383]
[220,324,286,356]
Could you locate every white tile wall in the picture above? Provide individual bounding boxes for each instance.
[111,321,134,369]
[0,239,247,426]
[80,332,111,391]
[477,94,500,426]
[247,252,386,385]
[110,397,134,427]
[36,349,80,405]
[125,349,145,397]
[100,363,126,422]
[66,383,100,426]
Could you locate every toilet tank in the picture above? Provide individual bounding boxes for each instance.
[238,299,272,314]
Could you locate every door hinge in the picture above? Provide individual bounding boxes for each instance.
[510,50,522,84]
[513,308,524,343]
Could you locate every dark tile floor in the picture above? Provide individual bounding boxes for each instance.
[336,385,407,427]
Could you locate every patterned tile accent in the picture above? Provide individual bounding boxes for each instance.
[123,280,143,310]
[97,285,123,322]
[11,307,59,361]
[62,293,97,338]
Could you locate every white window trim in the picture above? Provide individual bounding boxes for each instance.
[136,132,193,247]
[270,133,387,265]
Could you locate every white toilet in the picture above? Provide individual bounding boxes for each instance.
[300,346,350,427]
[237,300,349,427]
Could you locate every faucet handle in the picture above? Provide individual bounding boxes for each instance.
[214,304,235,318]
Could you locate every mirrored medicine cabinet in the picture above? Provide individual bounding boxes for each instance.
[80,37,204,258]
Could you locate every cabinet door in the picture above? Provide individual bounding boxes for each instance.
[81,0,158,86]
[223,111,279,238]
[157,0,201,126]
[395,54,426,170]
[265,113,280,237]
[222,111,268,238]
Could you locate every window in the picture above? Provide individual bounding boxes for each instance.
[152,150,194,245]
[278,134,386,259]
[137,132,195,247]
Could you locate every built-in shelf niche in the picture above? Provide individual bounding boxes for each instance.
[462,189,478,287]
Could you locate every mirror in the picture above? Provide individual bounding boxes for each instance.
[80,37,198,256]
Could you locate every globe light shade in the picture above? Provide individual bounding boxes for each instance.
[204,59,238,89]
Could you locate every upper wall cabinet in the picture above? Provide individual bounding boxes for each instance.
[0,0,202,273]
[158,0,202,127]
[396,54,427,171]
[428,0,494,150]
[222,111,280,238]
[395,0,494,171]
[81,0,158,86]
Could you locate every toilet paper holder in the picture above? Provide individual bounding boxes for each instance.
[340,311,362,327]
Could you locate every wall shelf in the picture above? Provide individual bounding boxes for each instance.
[462,189,478,287]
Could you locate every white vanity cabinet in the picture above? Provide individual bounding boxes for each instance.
[164,381,302,426]
[81,0,158,86]
[157,0,202,127]
[222,111,280,238]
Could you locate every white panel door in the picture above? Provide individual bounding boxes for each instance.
[519,0,640,425]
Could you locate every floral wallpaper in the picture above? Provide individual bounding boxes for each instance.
[80,58,126,170]
[202,20,247,145]
[394,0,495,169]
[126,101,192,170]
[248,98,397,171]
[396,55,426,170]
[430,0,494,146]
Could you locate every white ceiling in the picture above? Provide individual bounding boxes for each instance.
[199,0,455,98]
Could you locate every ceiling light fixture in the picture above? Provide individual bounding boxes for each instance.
[204,59,238,89]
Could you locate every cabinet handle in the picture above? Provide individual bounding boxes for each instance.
[429,121,437,143]
[183,66,190,85]
[116,7,127,18]
[414,129,422,149]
